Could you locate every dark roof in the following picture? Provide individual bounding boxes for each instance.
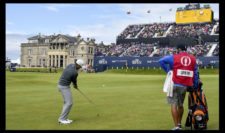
[99,43,104,46]
[28,35,40,40]
[45,35,55,39]
[28,35,48,40]
[28,34,78,43]
[60,34,77,43]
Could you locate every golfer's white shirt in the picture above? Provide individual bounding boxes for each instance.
[163,71,174,97]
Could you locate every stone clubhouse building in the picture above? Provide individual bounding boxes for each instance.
[20,33,96,68]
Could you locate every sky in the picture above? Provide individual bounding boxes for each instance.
[6,3,219,63]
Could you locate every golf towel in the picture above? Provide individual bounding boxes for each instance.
[163,71,174,97]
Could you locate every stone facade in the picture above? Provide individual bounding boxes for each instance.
[20,34,96,68]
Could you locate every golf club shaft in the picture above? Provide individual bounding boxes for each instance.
[77,89,95,105]
[76,88,100,117]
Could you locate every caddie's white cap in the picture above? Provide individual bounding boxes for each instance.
[76,59,84,67]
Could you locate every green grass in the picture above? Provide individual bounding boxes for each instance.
[105,68,219,75]
[6,71,219,130]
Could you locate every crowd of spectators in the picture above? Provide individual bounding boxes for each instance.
[138,23,172,38]
[214,25,219,34]
[120,42,157,57]
[95,42,219,57]
[94,46,109,56]
[117,22,218,40]
[117,25,145,39]
[213,44,219,56]
[167,23,214,38]
[151,43,219,57]
[95,42,158,57]
[95,43,132,57]
[187,44,211,56]
[117,23,173,39]
[151,46,177,57]
[97,21,219,57]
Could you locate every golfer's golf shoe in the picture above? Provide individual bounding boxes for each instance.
[58,119,72,124]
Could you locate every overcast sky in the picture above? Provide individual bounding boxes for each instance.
[6,3,219,63]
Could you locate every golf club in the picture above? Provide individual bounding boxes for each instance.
[76,88,95,105]
[76,88,100,117]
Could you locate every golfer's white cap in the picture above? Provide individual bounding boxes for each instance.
[76,59,84,67]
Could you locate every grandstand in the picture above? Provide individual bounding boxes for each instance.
[94,4,219,72]
[95,3,219,58]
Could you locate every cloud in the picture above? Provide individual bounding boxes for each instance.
[43,4,73,12]
[66,22,127,44]
[6,34,28,51]
[46,6,59,12]
[65,4,186,44]
[117,4,188,23]
[11,58,20,64]
[6,33,32,60]
[6,30,28,35]
[6,20,14,25]
[117,3,219,23]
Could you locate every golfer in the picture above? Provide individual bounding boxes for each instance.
[159,44,199,130]
[57,59,84,124]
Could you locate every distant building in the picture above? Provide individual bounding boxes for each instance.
[6,57,11,68]
[20,33,96,68]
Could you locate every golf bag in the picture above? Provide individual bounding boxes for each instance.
[185,80,209,130]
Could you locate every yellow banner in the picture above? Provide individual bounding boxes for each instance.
[176,9,213,24]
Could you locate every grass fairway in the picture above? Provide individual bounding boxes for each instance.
[6,71,219,130]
